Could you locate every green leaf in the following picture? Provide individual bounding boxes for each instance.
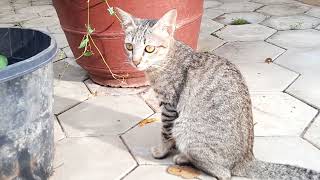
[78,36,89,49]
[0,54,8,70]
[83,51,93,57]
[107,7,115,16]
[87,24,95,34]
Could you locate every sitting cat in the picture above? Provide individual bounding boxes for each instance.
[116,8,320,180]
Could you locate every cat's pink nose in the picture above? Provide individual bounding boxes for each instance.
[132,59,141,66]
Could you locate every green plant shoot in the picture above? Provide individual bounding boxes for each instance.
[79,35,89,49]
[231,18,250,25]
[107,7,115,15]
[0,54,8,70]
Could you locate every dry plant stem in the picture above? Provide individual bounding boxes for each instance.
[59,0,126,84]
[104,0,122,23]
[86,0,126,84]
[88,34,127,84]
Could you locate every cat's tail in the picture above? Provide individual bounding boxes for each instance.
[232,159,320,180]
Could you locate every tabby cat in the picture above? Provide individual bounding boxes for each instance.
[116,8,320,180]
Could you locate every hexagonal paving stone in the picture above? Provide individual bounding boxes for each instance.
[48,24,64,34]
[199,17,224,35]
[218,0,248,2]
[267,29,320,49]
[39,8,58,17]
[53,58,90,114]
[0,24,16,28]
[0,9,14,17]
[140,88,161,112]
[306,7,320,18]
[262,15,320,30]
[299,0,320,6]
[0,13,39,24]
[197,33,225,52]
[251,0,297,4]
[251,93,317,136]
[215,24,276,42]
[62,46,74,58]
[236,63,298,92]
[124,166,184,180]
[53,57,88,84]
[203,0,222,9]
[16,5,55,15]
[257,4,311,16]
[52,33,69,49]
[58,95,154,137]
[124,165,216,180]
[214,12,267,25]
[304,115,320,148]
[197,17,225,51]
[13,0,30,4]
[276,48,320,75]
[121,113,175,165]
[203,8,225,19]
[0,4,13,12]
[22,16,59,28]
[54,49,67,62]
[53,81,89,115]
[32,0,52,6]
[210,2,263,13]
[84,79,148,96]
[254,137,320,172]
[0,1,10,6]
[51,136,136,180]
[54,116,65,142]
[12,3,31,11]
[214,41,285,63]
[286,75,320,108]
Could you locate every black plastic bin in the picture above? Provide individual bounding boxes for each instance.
[0,28,57,179]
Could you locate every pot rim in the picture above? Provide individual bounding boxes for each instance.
[0,28,58,83]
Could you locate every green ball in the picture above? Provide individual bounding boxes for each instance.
[0,54,8,70]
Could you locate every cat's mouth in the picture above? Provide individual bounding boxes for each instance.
[130,61,153,71]
[135,65,148,71]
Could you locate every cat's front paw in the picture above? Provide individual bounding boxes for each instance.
[151,145,170,159]
[173,153,190,165]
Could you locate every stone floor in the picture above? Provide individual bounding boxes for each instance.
[2,0,320,179]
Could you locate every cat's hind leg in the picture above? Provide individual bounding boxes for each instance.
[151,103,178,159]
[186,150,232,180]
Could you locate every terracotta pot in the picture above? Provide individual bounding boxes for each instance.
[53,0,204,87]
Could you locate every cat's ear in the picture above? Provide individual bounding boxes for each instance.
[116,8,137,33]
[151,9,177,37]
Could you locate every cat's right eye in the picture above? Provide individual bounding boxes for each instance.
[125,43,133,51]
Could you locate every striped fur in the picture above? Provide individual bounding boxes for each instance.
[160,102,178,141]
[117,8,320,180]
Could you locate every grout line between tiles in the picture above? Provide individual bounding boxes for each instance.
[55,97,89,116]
[285,91,319,110]
[119,136,139,180]
[301,110,320,137]
[282,73,301,92]
[120,113,156,136]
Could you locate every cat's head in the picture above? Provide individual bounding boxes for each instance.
[116,8,177,71]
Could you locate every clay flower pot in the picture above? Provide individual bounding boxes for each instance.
[53,0,204,87]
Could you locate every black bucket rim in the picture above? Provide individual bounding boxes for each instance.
[0,28,58,83]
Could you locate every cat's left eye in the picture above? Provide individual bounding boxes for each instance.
[125,43,133,51]
[145,45,155,53]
